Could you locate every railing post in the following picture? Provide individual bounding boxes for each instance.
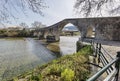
[98,44,101,64]
[95,43,98,57]
[115,52,120,81]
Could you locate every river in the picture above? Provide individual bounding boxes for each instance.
[0,36,79,81]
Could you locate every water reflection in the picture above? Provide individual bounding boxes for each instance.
[59,36,79,55]
[0,38,56,80]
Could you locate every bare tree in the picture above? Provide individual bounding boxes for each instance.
[19,22,28,28]
[74,0,120,17]
[0,0,46,25]
[31,21,46,28]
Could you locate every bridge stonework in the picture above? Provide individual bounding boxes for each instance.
[39,17,120,45]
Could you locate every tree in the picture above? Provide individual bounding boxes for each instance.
[18,22,30,37]
[0,0,46,24]
[31,21,46,29]
[31,21,46,38]
[74,0,120,17]
[32,21,42,28]
[19,22,29,28]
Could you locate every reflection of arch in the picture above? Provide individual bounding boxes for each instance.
[86,26,95,38]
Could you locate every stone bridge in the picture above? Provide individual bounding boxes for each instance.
[39,16,120,46]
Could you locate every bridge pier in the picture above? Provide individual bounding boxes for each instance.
[45,33,60,42]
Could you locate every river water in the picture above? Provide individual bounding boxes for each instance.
[60,36,79,55]
[0,36,79,81]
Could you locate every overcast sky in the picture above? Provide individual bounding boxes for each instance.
[4,0,78,27]
[2,0,120,27]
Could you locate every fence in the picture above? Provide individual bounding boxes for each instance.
[87,42,120,81]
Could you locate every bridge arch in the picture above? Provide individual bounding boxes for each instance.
[60,23,80,36]
[86,26,95,38]
[40,20,83,41]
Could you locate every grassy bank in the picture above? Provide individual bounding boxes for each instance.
[10,45,93,81]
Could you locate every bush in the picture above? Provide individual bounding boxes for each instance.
[76,41,84,52]
[13,77,18,81]
[61,68,74,81]
[77,45,93,55]
[30,75,39,81]
[48,64,62,76]
[38,74,43,81]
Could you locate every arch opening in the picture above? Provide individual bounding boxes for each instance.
[86,26,95,38]
[60,23,80,36]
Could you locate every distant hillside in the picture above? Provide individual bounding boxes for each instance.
[62,26,78,31]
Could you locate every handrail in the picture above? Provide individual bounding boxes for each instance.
[101,46,114,60]
[100,52,114,71]
[87,57,119,81]
[93,43,114,73]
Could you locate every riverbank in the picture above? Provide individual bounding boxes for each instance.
[39,39,61,57]
[0,37,24,39]
[10,45,93,81]
[39,36,80,56]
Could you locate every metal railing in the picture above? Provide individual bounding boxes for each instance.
[88,42,120,81]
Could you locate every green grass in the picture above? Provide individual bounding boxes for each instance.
[10,45,93,81]
[0,37,24,40]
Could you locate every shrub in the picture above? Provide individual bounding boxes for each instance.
[77,45,93,55]
[48,64,61,76]
[61,68,74,81]
[38,74,43,81]
[30,75,39,81]
[76,41,84,52]
[13,77,18,81]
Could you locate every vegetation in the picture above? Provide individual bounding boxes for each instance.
[9,45,93,81]
[76,41,84,52]
[74,0,120,17]
[61,68,75,81]
[0,0,46,25]
[0,28,34,37]
[17,28,30,37]
[31,21,46,29]
[0,21,46,38]
[60,32,80,36]
[0,29,7,37]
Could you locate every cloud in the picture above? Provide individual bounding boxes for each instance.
[42,0,76,26]
[3,0,77,27]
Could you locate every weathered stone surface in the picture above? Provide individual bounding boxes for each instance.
[39,16,120,45]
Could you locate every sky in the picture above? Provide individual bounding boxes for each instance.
[1,0,120,28]
[3,0,78,27]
